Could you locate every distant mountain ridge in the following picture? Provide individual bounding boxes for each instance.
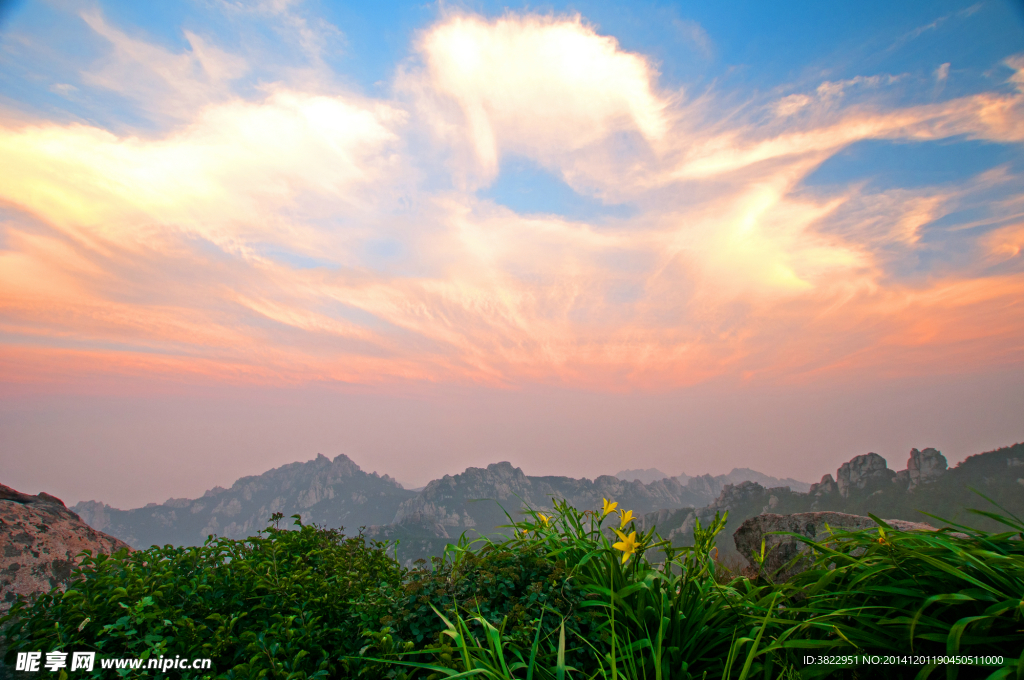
[71,444,1023,566]
[615,468,670,484]
[74,454,415,547]
[389,462,713,536]
[616,468,812,493]
[73,455,803,550]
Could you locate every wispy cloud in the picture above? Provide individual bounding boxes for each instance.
[79,9,249,123]
[1,9,1022,394]
[673,18,713,59]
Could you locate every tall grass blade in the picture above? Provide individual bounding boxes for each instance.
[737,594,777,680]
[556,621,566,680]
[526,608,545,680]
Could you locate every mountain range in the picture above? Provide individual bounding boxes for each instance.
[615,467,810,492]
[74,454,415,547]
[73,456,807,551]
[72,443,1024,566]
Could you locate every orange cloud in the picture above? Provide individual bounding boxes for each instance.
[1,13,1022,395]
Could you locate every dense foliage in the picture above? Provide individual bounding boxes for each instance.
[4,500,1024,679]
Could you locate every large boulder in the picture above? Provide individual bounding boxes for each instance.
[1,483,132,615]
[733,512,937,582]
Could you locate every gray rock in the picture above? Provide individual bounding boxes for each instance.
[892,469,910,488]
[907,448,947,490]
[733,512,937,582]
[836,453,895,497]
[713,480,768,508]
[809,474,838,496]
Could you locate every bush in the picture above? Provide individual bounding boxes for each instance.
[2,515,403,679]
[5,501,1023,679]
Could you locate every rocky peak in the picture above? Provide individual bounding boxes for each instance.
[710,480,767,510]
[72,453,416,548]
[836,453,894,497]
[615,468,669,484]
[907,447,947,490]
[686,474,724,499]
[809,473,838,496]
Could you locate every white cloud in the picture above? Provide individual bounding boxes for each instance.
[401,12,669,186]
[49,83,79,96]
[0,88,408,257]
[774,94,811,117]
[80,9,248,122]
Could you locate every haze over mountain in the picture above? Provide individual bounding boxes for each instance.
[616,468,670,484]
[71,442,1024,567]
[616,468,811,492]
[75,454,807,549]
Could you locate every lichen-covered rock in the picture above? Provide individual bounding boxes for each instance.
[1,483,132,615]
[907,448,947,490]
[733,512,937,582]
[836,453,895,497]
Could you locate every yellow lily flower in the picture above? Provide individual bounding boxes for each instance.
[601,498,618,517]
[537,513,550,527]
[612,529,640,564]
[618,510,635,528]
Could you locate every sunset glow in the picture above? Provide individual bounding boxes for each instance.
[1,1,1022,506]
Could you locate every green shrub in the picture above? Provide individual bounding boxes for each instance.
[5,501,1023,679]
[2,515,403,679]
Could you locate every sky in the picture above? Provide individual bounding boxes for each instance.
[1,0,1023,508]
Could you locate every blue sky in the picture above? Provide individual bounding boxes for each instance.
[1,0,1023,506]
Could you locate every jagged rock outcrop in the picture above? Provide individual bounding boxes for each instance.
[1,484,132,615]
[809,474,838,496]
[717,468,810,493]
[670,469,810,494]
[713,480,770,508]
[615,468,669,484]
[836,453,895,497]
[73,454,417,548]
[907,447,948,490]
[733,512,938,582]
[683,474,724,500]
